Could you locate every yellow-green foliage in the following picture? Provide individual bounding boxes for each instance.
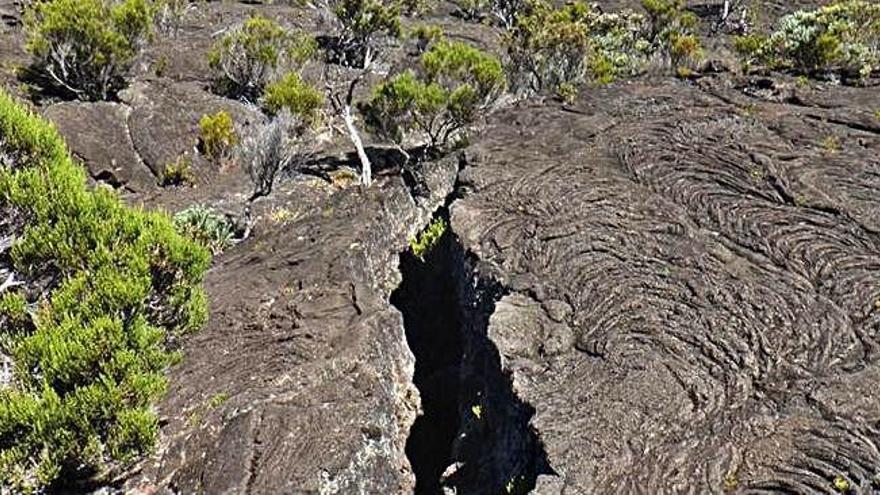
[24,0,156,100]
[199,110,238,161]
[160,154,194,186]
[262,72,324,123]
[208,15,316,98]
[409,217,448,260]
[735,0,880,81]
[360,41,505,149]
[0,90,209,492]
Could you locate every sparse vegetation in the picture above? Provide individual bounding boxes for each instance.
[24,0,156,100]
[734,0,880,82]
[208,15,316,99]
[262,72,324,123]
[174,205,236,255]
[199,110,238,162]
[360,40,505,155]
[0,90,209,492]
[408,217,448,260]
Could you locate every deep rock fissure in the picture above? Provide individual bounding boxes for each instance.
[391,207,553,494]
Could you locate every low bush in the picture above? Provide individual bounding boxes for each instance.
[24,0,155,100]
[261,72,324,123]
[328,0,401,68]
[239,111,301,199]
[0,90,209,492]
[505,1,647,96]
[173,205,236,255]
[359,41,505,153]
[734,0,880,81]
[208,15,316,99]
[199,110,238,162]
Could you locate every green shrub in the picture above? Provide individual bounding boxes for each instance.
[24,0,156,100]
[505,1,647,96]
[735,0,880,81]
[208,15,316,98]
[408,24,444,53]
[330,0,401,68]
[198,110,238,161]
[641,0,702,69]
[173,205,236,255]
[0,89,209,492]
[359,41,505,152]
[409,217,447,260]
[160,154,194,186]
[262,72,324,123]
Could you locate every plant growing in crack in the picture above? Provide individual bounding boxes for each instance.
[409,217,447,260]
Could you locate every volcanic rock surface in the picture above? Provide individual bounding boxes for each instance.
[2,0,880,492]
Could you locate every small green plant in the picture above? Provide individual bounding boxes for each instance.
[471,404,483,419]
[199,110,238,161]
[408,217,447,260]
[360,41,505,153]
[262,72,324,123]
[154,54,169,76]
[160,154,194,186]
[833,475,851,493]
[207,392,230,408]
[208,15,316,98]
[173,205,236,255]
[821,134,841,152]
[24,0,156,100]
[734,1,880,82]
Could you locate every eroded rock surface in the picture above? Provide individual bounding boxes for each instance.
[129,159,458,493]
[450,78,880,493]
